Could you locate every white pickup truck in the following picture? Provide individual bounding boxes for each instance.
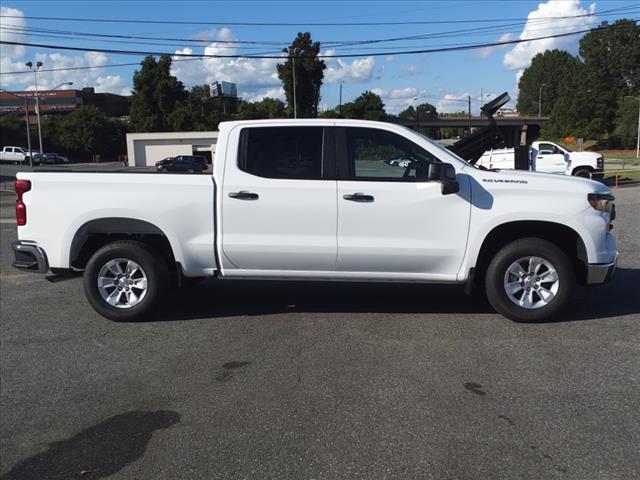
[12,119,617,322]
[477,141,604,178]
[0,146,36,165]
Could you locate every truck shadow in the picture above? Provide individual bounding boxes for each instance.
[153,267,639,323]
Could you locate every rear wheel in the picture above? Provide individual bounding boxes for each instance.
[485,238,575,322]
[83,240,169,321]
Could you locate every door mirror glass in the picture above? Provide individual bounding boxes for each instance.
[427,162,459,195]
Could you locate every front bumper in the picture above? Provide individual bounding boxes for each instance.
[586,253,618,284]
[12,241,49,273]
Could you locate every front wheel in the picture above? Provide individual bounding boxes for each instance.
[573,168,592,178]
[485,238,575,322]
[83,240,170,321]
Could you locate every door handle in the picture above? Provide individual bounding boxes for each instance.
[343,192,374,203]
[229,191,259,200]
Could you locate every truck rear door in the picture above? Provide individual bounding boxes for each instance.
[220,125,337,272]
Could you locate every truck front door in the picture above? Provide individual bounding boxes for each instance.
[533,143,567,174]
[335,127,471,277]
[221,126,338,273]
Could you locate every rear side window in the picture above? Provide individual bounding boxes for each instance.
[239,127,323,180]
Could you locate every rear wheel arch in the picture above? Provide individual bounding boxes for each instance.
[69,218,181,276]
[473,220,588,286]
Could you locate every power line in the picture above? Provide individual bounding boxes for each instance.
[1,6,636,52]
[1,21,635,63]
[2,4,638,26]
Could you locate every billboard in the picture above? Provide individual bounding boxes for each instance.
[210,81,238,98]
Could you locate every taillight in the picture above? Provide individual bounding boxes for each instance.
[15,179,31,226]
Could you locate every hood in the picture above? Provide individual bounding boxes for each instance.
[466,166,611,195]
[568,151,601,161]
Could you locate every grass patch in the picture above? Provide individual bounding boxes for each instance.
[602,169,640,185]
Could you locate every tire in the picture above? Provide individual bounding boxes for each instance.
[485,238,575,322]
[83,240,170,321]
[161,167,169,173]
[573,168,592,178]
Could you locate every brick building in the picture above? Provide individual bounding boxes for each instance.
[0,87,130,119]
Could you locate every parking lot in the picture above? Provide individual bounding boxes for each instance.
[0,184,639,479]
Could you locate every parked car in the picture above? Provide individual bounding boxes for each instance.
[477,141,604,178]
[42,153,69,164]
[155,155,206,173]
[0,146,32,164]
[386,156,413,168]
[33,153,67,165]
[13,119,617,323]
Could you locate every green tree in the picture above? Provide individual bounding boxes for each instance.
[277,33,326,118]
[129,55,187,132]
[612,97,639,147]
[579,19,640,136]
[57,106,125,158]
[341,91,386,120]
[0,115,28,148]
[516,49,581,115]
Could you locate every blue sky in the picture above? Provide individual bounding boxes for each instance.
[1,0,637,114]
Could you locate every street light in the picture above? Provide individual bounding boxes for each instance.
[25,61,44,154]
[624,96,640,159]
[538,83,548,118]
[412,94,429,128]
[0,88,33,167]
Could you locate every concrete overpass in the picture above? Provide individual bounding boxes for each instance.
[391,115,549,129]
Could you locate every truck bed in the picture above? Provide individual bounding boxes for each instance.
[16,171,217,275]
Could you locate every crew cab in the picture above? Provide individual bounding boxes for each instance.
[12,119,618,322]
[477,141,605,178]
[1,146,33,164]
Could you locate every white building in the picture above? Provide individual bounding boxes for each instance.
[126,131,219,166]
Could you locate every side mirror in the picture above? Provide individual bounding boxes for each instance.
[427,162,460,195]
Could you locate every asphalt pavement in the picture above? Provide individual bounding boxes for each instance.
[0,187,639,480]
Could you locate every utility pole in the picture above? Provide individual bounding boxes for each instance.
[338,83,343,117]
[538,83,548,118]
[292,56,297,119]
[468,95,472,136]
[480,88,483,109]
[626,96,640,159]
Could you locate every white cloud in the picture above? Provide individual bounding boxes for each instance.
[324,56,375,84]
[436,93,471,114]
[503,0,597,71]
[0,6,130,94]
[371,87,425,114]
[399,62,425,77]
[0,6,27,58]
[246,87,286,102]
[170,28,283,91]
[475,32,516,59]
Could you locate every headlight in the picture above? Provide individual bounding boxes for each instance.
[588,193,614,213]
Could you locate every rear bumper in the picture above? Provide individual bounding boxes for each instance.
[586,253,617,285]
[12,241,49,273]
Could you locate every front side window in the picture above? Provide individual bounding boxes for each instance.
[239,127,323,180]
[346,127,438,181]
[538,143,558,154]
